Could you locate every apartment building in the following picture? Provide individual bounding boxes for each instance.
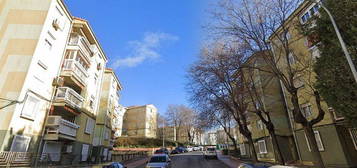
[112,104,126,138]
[0,0,72,160]
[239,53,298,163]
[41,17,108,164]
[122,104,157,138]
[269,1,357,167]
[92,68,122,163]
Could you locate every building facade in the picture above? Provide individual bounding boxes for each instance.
[268,1,357,167]
[112,104,126,138]
[0,0,124,166]
[92,68,122,163]
[0,0,72,158]
[122,104,157,138]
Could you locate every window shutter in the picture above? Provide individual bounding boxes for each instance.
[85,118,95,134]
[81,144,89,161]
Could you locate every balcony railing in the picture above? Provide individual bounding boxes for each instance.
[55,87,84,109]
[46,116,80,138]
[68,35,92,58]
[62,59,88,85]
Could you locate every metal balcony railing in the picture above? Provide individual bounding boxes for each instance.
[46,116,80,138]
[55,87,84,109]
[68,35,92,58]
[62,59,88,85]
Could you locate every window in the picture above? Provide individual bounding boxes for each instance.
[44,39,52,50]
[89,96,95,109]
[21,95,40,119]
[301,12,311,23]
[104,128,110,140]
[305,131,324,151]
[103,148,108,161]
[310,4,320,15]
[288,52,296,65]
[301,4,320,24]
[240,144,246,155]
[10,135,31,152]
[85,118,95,134]
[301,104,312,118]
[349,128,357,150]
[257,120,264,130]
[81,144,89,161]
[329,107,344,120]
[258,140,267,154]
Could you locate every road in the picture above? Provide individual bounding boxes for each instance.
[136,151,230,168]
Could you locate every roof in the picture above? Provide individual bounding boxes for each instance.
[105,68,123,90]
[268,0,312,40]
[72,17,108,62]
[127,104,157,109]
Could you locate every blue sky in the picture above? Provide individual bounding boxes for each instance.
[65,0,212,114]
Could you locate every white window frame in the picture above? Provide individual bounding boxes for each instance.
[10,135,31,152]
[301,103,312,118]
[85,118,95,134]
[21,94,40,120]
[305,131,324,151]
[257,120,264,130]
[104,128,110,140]
[258,140,268,154]
[349,128,357,150]
[240,143,246,155]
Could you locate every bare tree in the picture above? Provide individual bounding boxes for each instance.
[187,41,258,162]
[211,0,326,167]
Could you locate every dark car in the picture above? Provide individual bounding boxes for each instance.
[175,147,184,153]
[102,162,126,168]
[161,148,170,155]
[155,148,170,155]
[170,149,179,154]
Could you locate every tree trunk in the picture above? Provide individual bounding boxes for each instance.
[268,128,285,165]
[304,124,325,168]
[247,134,258,163]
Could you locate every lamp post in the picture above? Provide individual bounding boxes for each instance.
[311,0,357,83]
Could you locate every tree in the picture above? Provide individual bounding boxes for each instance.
[308,0,357,126]
[210,0,326,167]
[187,41,259,162]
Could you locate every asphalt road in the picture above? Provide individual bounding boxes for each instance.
[136,151,230,168]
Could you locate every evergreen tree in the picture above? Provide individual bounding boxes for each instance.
[312,0,357,125]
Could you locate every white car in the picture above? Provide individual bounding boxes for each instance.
[187,147,193,152]
[193,146,200,151]
[146,154,171,168]
[204,147,217,159]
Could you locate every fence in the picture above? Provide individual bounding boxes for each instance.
[111,151,148,163]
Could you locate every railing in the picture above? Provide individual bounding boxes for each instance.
[69,35,92,58]
[55,87,84,109]
[46,116,80,138]
[0,152,33,167]
[62,59,88,85]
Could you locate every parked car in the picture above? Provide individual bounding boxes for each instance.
[193,146,200,151]
[238,163,270,168]
[146,154,171,168]
[170,149,180,154]
[186,146,193,152]
[155,148,169,155]
[102,162,126,168]
[175,147,185,153]
[204,147,217,159]
[198,146,204,151]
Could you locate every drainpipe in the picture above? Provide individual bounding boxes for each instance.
[269,44,302,162]
[34,20,74,167]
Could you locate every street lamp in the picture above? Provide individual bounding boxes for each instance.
[310,0,357,83]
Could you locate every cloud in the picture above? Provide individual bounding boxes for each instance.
[112,32,179,68]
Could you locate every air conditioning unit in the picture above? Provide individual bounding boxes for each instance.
[46,116,61,126]
[52,77,64,86]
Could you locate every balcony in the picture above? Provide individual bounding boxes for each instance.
[61,59,88,87]
[54,87,84,110]
[68,35,92,58]
[44,116,80,141]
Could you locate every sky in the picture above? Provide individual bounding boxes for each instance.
[65,0,213,114]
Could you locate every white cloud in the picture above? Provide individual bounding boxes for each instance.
[112,32,179,68]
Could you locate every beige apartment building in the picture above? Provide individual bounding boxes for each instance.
[0,0,73,162]
[0,0,123,166]
[92,68,122,162]
[268,1,357,167]
[122,104,157,138]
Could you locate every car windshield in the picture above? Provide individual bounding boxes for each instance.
[207,148,215,151]
[149,156,167,163]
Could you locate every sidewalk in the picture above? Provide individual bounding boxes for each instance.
[217,152,241,168]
